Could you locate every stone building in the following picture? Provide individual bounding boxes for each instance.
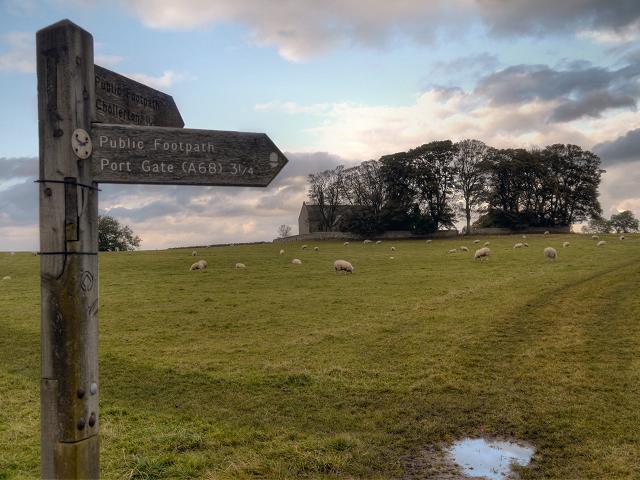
[298,202,356,234]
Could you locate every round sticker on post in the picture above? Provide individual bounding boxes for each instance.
[71,128,92,159]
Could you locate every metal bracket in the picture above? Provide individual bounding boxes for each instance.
[64,176,79,242]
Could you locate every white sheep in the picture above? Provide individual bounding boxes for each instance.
[334,259,354,273]
[522,234,527,239]
[376,240,382,244]
[343,242,350,246]
[523,242,529,247]
[279,249,285,255]
[302,245,308,250]
[448,248,457,254]
[389,256,395,260]
[10,252,15,256]
[32,251,38,256]
[597,240,606,247]
[592,235,599,240]
[563,241,570,248]
[314,246,319,251]
[363,239,372,244]
[544,231,550,235]
[191,250,197,256]
[235,263,246,269]
[620,235,625,240]
[292,258,302,265]
[391,246,396,251]
[2,276,10,280]
[484,241,490,247]
[459,246,469,252]
[190,259,208,271]
[426,239,432,244]
[544,247,557,260]
[514,243,524,249]
[473,239,480,244]
[474,247,490,260]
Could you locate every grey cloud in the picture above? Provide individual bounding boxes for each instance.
[593,128,640,166]
[122,1,640,61]
[478,0,640,36]
[0,157,37,180]
[0,177,38,226]
[432,53,500,76]
[549,91,637,122]
[475,62,640,122]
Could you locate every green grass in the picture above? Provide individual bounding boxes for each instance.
[1,234,639,479]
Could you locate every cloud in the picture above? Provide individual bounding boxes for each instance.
[0,32,35,74]
[109,1,640,61]
[593,128,640,166]
[472,61,640,122]
[94,54,124,66]
[125,70,185,89]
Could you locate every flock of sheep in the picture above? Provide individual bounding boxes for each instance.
[186,232,631,275]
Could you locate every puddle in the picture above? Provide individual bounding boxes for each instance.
[447,438,534,479]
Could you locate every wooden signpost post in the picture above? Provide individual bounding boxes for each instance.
[36,19,287,479]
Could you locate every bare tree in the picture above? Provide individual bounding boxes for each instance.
[277,224,292,238]
[307,166,345,231]
[453,139,490,234]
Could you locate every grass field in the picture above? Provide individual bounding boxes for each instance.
[1,234,639,479]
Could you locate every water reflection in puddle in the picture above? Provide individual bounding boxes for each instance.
[447,438,534,479]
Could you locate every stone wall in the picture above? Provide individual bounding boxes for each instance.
[472,226,571,235]
[273,229,459,243]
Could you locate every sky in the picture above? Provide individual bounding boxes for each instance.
[1,0,639,250]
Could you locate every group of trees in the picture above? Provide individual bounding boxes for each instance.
[307,140,604,234]
[585,210,639,234]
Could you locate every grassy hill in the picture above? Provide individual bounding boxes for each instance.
[1,234,639,479]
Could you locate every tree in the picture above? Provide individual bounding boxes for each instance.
[409,140,458,230]
[610,210,639,233]
[341,160,387,233]
[584,216,611,234]
[307,166,345,231]
[277,224,292,238]
[98,215,141,252]
[453,139,490,235]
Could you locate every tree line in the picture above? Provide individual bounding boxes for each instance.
[308,140,604,234]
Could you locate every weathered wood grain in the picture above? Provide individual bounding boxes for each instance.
[91,123,288,186]
[37,19,100,479]
[94,65,184,128]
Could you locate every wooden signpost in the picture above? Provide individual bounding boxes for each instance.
[36,19,287,479]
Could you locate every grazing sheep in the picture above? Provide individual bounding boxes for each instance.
[544,247,557,260]
[448,248,457,254]
[235,263,246,269]
[334,259,354,273]
[292,258,302,265]
[343,242,350,246]
[514,243,524,249]
[426,239,432,244]
[363,239,372,244]
[314,246,319,251]
[10,252,15,256]
[544,231,550,235]
[459,246,469,252]
[620,235,625,240]
[189,260,208,271]
[522,234,527,239]
[597,240,606,247]
[32,251,38,256]
[376,240,382,244]
[524,242,529,247]
[302,245,308,250]
[191,250,197,256]
[592,235,599,240]
[389,256,395,260]
[484,241,490,247]
[473,239,480,244]
[563,241,570,248]
[474,247,490,261]
[2,276,10,280]
[279,249,285,255]
[391,246,396,251]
